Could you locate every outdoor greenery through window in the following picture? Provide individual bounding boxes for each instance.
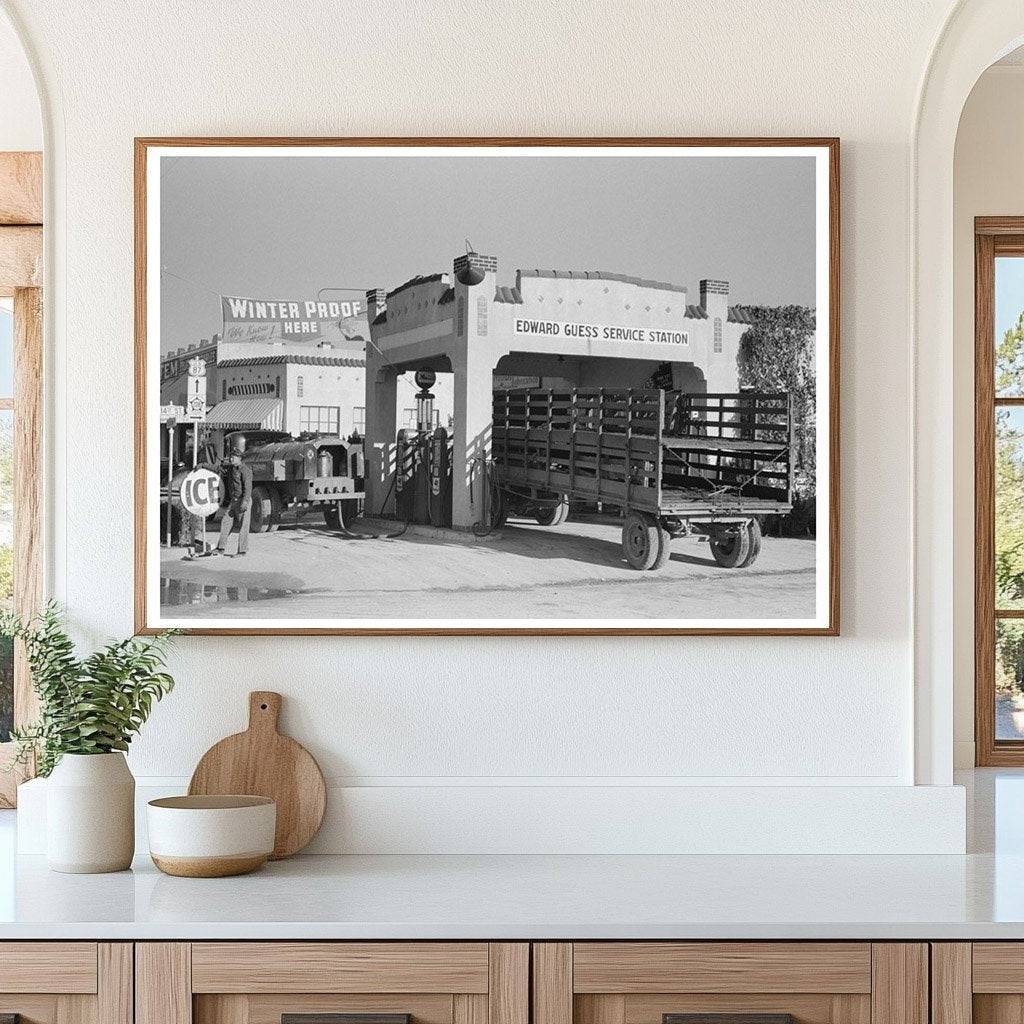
[993,258,1024,739]
[0,302,14,743]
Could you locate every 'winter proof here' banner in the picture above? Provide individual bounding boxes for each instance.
[513,317,688,346]
[221,295,370,347]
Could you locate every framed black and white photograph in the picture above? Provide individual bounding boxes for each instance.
[135,138,839,636]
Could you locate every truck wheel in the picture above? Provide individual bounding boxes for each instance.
[622,511,666,570]
[710,523,754,568]
[323,506,342,530]
[738,519,763,568]
[535,497,569,526]
[249,485,280,533]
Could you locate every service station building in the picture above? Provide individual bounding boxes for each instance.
[365,251,757,530]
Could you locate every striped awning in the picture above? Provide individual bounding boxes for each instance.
[205,398,284,430]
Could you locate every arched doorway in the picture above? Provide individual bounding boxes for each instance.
[913,0,1024,785]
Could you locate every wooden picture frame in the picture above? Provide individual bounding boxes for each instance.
[135,137,840,637]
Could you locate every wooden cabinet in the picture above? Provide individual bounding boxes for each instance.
[532,943,928,1024]
[931,943,1024,1024]
[136,943,528,1024]
[0,942,132,1024]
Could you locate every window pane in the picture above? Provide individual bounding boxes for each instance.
[0,406,12,742]
[997,620,1024,740]
[0,303,12,399]
[996,257,1024,396]
[997,407,1024,609]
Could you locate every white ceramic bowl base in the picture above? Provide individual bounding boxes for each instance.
[146,795,276,877]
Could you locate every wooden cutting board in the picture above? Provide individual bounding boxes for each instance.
[188,691,326,859]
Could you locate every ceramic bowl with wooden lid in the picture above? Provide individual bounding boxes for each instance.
[146,795,276,877]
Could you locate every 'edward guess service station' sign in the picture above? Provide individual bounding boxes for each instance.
[514,318,688,346]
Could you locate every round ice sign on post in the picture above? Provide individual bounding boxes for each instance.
[180,467,221,517]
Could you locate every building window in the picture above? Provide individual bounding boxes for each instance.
[297,375,304,398]
[402,408,417,429]
[976,221,1024,764]
[352,407,365,434]
[221,379,226,400]
[714,317,723,353]
[299,405,340,435]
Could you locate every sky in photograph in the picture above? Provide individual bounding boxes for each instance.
[159,151,817,356]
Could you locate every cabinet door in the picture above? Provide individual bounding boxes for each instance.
[0,942,132,1024]
[935,943,1024,1024]
[534,943,927,1024]
[137,943,528,1024]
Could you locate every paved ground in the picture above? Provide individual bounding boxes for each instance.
[997,693,1024,740]
[159,514,817,621]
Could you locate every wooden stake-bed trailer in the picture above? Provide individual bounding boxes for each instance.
[491,386,795,570]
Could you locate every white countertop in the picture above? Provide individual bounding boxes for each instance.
[1,849,1024,940]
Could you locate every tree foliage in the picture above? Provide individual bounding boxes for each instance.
[736,306,817,533]
[0,603,178,776]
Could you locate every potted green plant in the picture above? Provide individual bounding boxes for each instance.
[2,603,177,873]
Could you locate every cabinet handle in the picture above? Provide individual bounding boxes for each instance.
[664,1016,796,1024]
[283,1016,411,1024]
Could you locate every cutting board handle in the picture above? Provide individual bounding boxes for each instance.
[248,691,282,734]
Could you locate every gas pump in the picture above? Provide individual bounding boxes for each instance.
[394,369,452,526]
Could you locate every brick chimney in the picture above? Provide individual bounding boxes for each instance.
[453,251,497,287]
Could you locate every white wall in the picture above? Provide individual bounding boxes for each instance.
[0,8,40,151]
[2,0,974,851]
[952,65,1024,768]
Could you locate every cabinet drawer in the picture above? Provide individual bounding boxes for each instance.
[572,943,872,994]
[0,942,98,993]
[191,942,490,993]
[535,943,926,1024]
[139,942,528,1024]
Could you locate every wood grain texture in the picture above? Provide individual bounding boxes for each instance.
[622,994,837,1024]
[0,996,59,1024]
[972,943,1024,992]
[55,995,94,1024]
[870,945,927,1024]
[188,691,326,859]
[931,945,971,1024]
[0,152,42,225]
[133,135,840,637]
[975,995,1024,1024]
[576,996,626,1024]
[136,943,192,1024]
[534,944,573,1024]
[194,995,249,1024]
[454,995,488,1024]
[573,943,872,994]
[489,943,528,1024]
[0,226,41,289]
[0,943,97,993]
[97,945,133,1024]
[976,229,999,765]
[831,995,872,1024]
[191,942,489,994]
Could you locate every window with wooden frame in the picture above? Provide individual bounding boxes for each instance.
[0,151,43,805]
[976,218,1024,764]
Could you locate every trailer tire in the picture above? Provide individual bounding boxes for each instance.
[622,511,666,570]
[535,496,569,526]
[249,485,280,533]
[710,522,756,568]
[737,518,763,568]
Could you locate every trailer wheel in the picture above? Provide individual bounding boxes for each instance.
[535,496,569,526]
[709,521,759,568]
[249,485,280,533]
[738,518,762,568]
[622,511,667,570]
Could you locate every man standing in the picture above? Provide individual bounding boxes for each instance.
[209,435,253,557]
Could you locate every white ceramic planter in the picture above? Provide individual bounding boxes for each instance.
[46,752,135,873]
